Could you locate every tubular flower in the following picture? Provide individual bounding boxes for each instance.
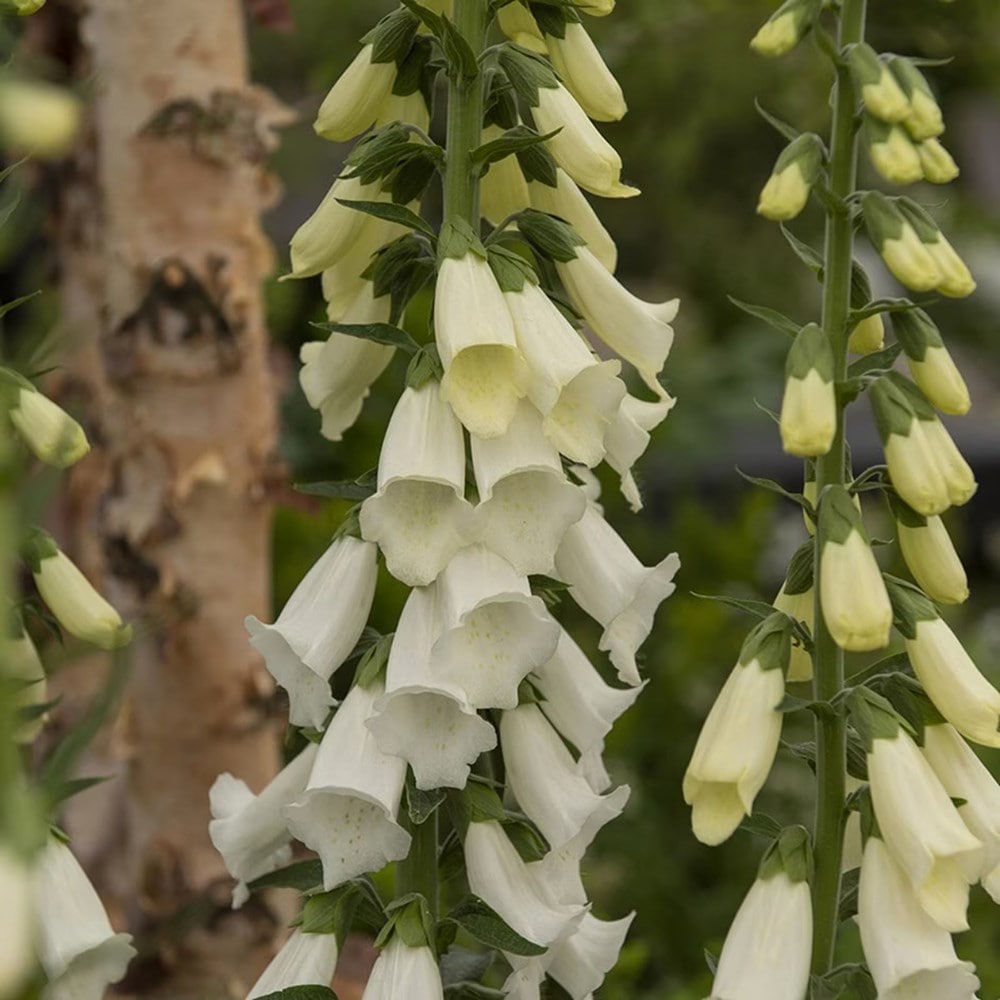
[817,486,892,652]
[359,381,475,586]
[847,264,885,354]
[434,251,529,438]
[918,137,960,184]
[849,43,910,123]
[480,126,531,226]
[366,586,497,790]
[864,117,923,185]
[283,681,411,891]
[470,400,587,575]
[546,912,634,999]
[896,199,976,299]
[315,44,397,143]
[554,503,679,686]
[362,937,444,1000]
[7,382,89,468]
[771,540,814,682]
[246,930,340,999]
[555,247,678,396]
[683,614,790,846]
[861,192,941,292]
[779,322,836,456]
[888,494,967,605]
[892,308,970,416]
[504,281,626,467]
[707,828,813,1000]
[888,56,945,140]
[246,535,378,729]
[756,133,823,221]
[209,743,319,907]
[545,22,626,123]
[0,848,33,999]
[375,89,430,133]
[496,2,547,54]
[749,0,818,58]
[604,392,674,512]
[859,835,980,1000]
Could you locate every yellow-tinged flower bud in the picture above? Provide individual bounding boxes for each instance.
[890,496,968,605]
[818,486,892,652]
[7,382,90,468]
[893,308,970,416]
[896,199,976,298]
[496,2,548,54]
[847,265,885,355]
[546,22,626,123]
[749,0,818,58]
[888,56,945,140]
[314,44,398,143]
[772,541,815,682]
[779,323,836,457]
[757,133,823,221]
[861,192,941,292]
[865,118,923,186]
[918,138,959,184]
[577,0,614,14]
[849,44,910,123]
[0,78,80,159]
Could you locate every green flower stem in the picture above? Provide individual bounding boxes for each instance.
[397,810,440,922]
[811,0,867,975]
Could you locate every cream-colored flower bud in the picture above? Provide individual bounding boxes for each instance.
[757,134,823,221]
[848,315,884,354]
[0,79,80,158]
[896,200,976,299]
[891,497,968,605]
[889,56,945,140]
[893,308,970,416]
[576,0,614,14]
[315,44,397,142]
[865,119,923,185]
[862,192,941,292]
[918,138,959,184]
[749,0,817,58]
[546,22,627,123]
[497,2,548,54]
[779,323,836,457]
[8,384,90,468]
[849,43,910,123]
[772,542,815,682]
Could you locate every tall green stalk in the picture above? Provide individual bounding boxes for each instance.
[811,0,867,973]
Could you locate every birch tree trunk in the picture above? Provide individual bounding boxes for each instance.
[47,2,292,995]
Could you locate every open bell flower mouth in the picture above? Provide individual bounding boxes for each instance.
[859,836,980,1000]
[209,743,318,907]
[359,380,475,586]
[246,929,340,1000]
[314,42,397,143]
[434,252,529,439]
[545,22,627,123]
[470,400,588,575]
[361,938,444,1000]
[282,681,411,891]
[546,911,634,999]
[366,585,497,790]
[245,535,378,730]
[554,503,679,686]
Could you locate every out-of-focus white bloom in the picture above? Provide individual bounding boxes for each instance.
[32,840,136,1000]
[362,938,444,1000]
[2,629,49,742]
[531,83,637,198]
[504,282,625,467]
[0,848,33,998]
[867,727,982,932]
[554,504,679,686]
[430,545,559,709]
[283,682,411,891]
[360,381,474,586]
[299,282,394,442]
[919,138,960,184]
[209,743,319,907]
[0,79,81,158]
[471,400,587,574]
[246,929,340,999]
[434,252,529,438]
[246,535,378,729]
[528,169,617,272]
[859,835,980,1000]
[501,704,629,851]
[556,248,678,396]
[464,821,585,947]
[480,125,531,225]
[922,723,1000,902]
[546,22,626,123]
[604,393,674,512]
[547,912,634,999]
[315,44,396,142]
[8,386,89,468]
[367,586,497,790]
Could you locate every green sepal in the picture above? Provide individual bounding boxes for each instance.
[757,825,813,885]
[515,208,584,263]
[437,217,486,261]
[332,505,363,542]
[886,56,935,103]
[254,988,338,1000]
[692,591,800,626]
[860,191,906,248]
[449,780,507,837]
[786,322,835,382]
[487,245,538,293]
[471,125,560,176]
[885,490,926,530]
[738,611,793,673]
[754,98,802,144]
[516,138,559,187]
[838,867,861,924]
[847,42,887,89]
[780,225,823,273]
[817,484,867,546]
[783,540,815,596]
[868,373,937,442]
[529,1,579,39]
[504,816,549,863]
[354,632,395,688]
[336,198,437,241]
[405,344,444,390]
[442,896,547,957]
[855,785,881,845]
[882,574,939,638]
[810,965,876,1000]
[439,946,494,991]
[293,469,378,502]
[400,1,478,80]
[862,113,894,146]
[393,35,438,108]
[895,198,941,245]
[406,782,447,825]
[362,8,420,67]
[483,72,519,131]
[300,886,359,940]
[343,124,443,188]
[846,687,909,750]
[381,893,437,950]
[774,132,825,183]
[738,812,783,840]
[727,296,801,339]
[846,342,902,380]
[516,676,545,706]
[247,859,325,894]
[848,298,921,325]
[365,236,436,325]
[20,527,59,574]
[0,364,35,394]
[891,307,942,362]
[310,320,420,354]
[497,44,559,107]
[868,671,943,746]
[883,370,937,419]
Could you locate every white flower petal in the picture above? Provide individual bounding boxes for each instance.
[603,393,674,511]
[0,849,34,998]
[546,22,626,123]
[547,912,633,1000]
[247,930,340,999]
[362,939,444,1000]
[315,44,396,142]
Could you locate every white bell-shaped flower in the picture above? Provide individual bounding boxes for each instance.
[464,821,585,947]
[859,836,980,1000]
[209,743,319,907]
[531,84,637,198]
[504,283,626,467]
[299,283,394,443]
[546,22,626,123]
[471,401,587,574]
[603,392,674,511]
[32,840,136,1000]
[547,912,634,1000]
[360,381,475,586]
[554,504,679,686]
[315,44,396,142]
[0,848,33,999]
[528,169,617,272]
[480,125,531,226]
[922,723,1000,902]
[283,682,411,890]
[501,704,629,852]
[555,249,678,396]
[366,586,496,790]
[246,929,340,999]
[9,385,89,468]
[531,628,642,783]
[246,535,378,729]
[868,728,982,932]
[430,545,560,709]
[434,252,529,439]
[362,937,444,1000]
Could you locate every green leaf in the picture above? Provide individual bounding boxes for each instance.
[847,343,902,379]
[471,125,560,173]
[405,344,444,389]
[690,592,785,622]
[440,17,480,80]
[444,897,546,956]
[734,468,813,512]
[848,297,926,323]
[355,632,394,688]
[727,296,801,338]
[406,783,447,825]
[780,225,823,273]
[247,859,324,894]
[335,198,437,240]
[255,988,338,1000]
[754,99,801,143]
[0,291,41,320]
[310,320,420,353]
[293,469,378,502]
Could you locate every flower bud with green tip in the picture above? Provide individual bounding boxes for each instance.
[886,576,1000,748]
[779,322,836,457]
[682,613,791,846]
[870,373,976,516]
[707,827,813,1000]
[772,541,815,682]
[888,56,945,140]
[864,116,923,186]
[846,263,884,354]
[756,133,823,221]
[818,486,892,652]
[888,493,968,606]
[892,308,970,416]
[749,0,819,59]
[3,372,90,468]
[861,192,941,292]
[896,199,976,298]
[918,137,959,184]
[849,43,910,123]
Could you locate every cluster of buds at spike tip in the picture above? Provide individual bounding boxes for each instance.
[779,322,836,456]
[749,0,820,58]
[887,493,968,605]
[892,307,970,416]
[870,371,976,517]
[772,540,814,682]
[756,133,823,221]
[846,262,885,354]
